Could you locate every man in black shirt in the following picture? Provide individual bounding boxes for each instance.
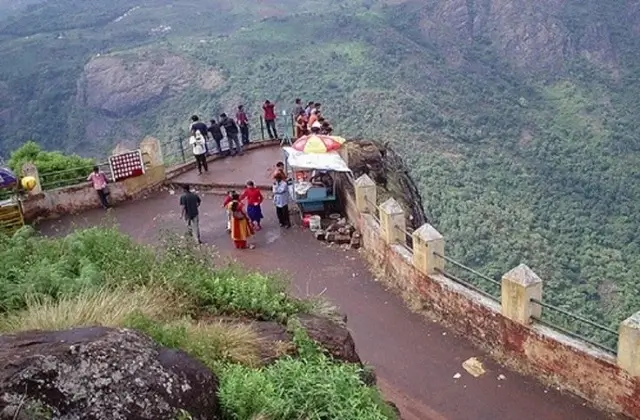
[208,119,225,156]
[179,184,202,244]
[220,113,243,156]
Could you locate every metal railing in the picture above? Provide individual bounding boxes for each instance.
[395,225,414,253]
[434,251,501,301]
[162,116,296,166]
[530,298,618,354]
[39,162,112,191]
[354,183,620,353]
[363,197,381,224]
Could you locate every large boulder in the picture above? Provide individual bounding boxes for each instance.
[297,314,361,364]
[0,327,220,420]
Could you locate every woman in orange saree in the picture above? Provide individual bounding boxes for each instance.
[227,200,255,249]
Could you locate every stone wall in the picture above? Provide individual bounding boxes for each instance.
[22,181,127,221]
[343,174,640,419]
[22,139,167,223]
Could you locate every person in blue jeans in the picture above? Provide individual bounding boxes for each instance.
[236,105,250,145]
[220,113,243,156]
[208,119,225,156]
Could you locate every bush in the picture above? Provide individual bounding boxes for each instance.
[216,327,396,420]
[8,141,95,189]
[0,226,307,320]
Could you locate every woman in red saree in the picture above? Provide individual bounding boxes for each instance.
[227,200,255,249]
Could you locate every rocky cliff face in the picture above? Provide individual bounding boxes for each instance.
[346,139,427,230]
[391,0,638,73]
[77,51,223,118]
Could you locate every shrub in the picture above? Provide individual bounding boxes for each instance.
[8,141,95,189]
[0,226,307,321]
[217,355,395,420]
[216,326,397,420]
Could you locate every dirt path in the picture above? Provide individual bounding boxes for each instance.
[37,185,612,420]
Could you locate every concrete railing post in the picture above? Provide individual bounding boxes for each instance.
[379,198,404,244]
[618,312,640,376]
[354,174,376,214]
[140,136,164,167]
[412,224,444,275]
[21,162,42,195]
[501,264,542,324]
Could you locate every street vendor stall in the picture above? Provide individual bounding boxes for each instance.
[283,145,350,213]
[0,166,25,235]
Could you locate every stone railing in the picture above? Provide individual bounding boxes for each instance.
[343,173,640,419]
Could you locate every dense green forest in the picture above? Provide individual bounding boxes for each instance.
[0,0,639,346]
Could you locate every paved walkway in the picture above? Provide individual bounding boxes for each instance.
[170,145,282,189]
[38,148,613,420]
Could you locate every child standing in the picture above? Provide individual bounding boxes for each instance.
[240,181,264,231]
[223,190,235,232]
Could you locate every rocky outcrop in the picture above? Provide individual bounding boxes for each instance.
[346,139,427,230]
[0,327,220,420]
[77,51,223,117]
[297,314,362,364]
[392,0,623,73]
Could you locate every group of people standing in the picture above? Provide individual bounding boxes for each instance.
[187,100,283,175]
[293,99,333,138]
[179,161,292,249]
[179,97,332,247]
[187,98,332,175]
[188,107,250,175]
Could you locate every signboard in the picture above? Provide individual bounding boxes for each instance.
[109,150,145,182]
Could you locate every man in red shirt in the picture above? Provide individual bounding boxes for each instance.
[262,100,278,139]
[236,105,250,145]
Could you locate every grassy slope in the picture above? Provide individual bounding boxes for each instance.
[0,0,640,344]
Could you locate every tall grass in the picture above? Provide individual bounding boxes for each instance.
[0,287,186,333]
[125,314,264,368]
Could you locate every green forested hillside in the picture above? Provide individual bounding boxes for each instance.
[1,0,639,343]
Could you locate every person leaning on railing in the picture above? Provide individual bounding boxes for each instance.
[87,166,110,209]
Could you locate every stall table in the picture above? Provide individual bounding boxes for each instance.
[282,147,351,215]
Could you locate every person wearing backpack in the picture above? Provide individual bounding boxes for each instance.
[189,115,208,174]
[220,113,243,156]
[190,115,210,155]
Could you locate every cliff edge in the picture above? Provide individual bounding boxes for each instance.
[346,139,427,231]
